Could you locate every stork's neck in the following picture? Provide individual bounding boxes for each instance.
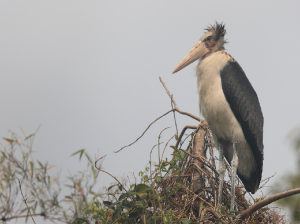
[196,51,236,84]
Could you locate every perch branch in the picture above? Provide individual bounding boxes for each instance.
[237,188,300,220]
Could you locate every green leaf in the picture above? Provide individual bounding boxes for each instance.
[174,183,181,189]
[112,207,122,220]
[29,161,34,179]
[85,152,93,164]
[118,184,123,191]
[108,184,116,191]
[147,217,160,224]
[221,206,226,213]
[181,219,192,224]
[103,201,118,209]
[135,184,150,193]
[24,134,34,140]
[171,153,184,161]
[136,200,145,208]
[70,149,85,160]
[89,201,94,210]
[118,193,128,201]
[163,216,171,224]
[129,211,139,220]
[37,160,44,169]
[3,138,14,144]
[103,201,112,208]
[122,200,134,209]
[134,184,150,197]
[170,145,181,154]
[72,218,88,224]
[1,151,7,159]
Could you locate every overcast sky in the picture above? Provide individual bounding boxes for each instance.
[1,1,300,223]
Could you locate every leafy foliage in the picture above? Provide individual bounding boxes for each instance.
[0,130,103,223]
[0,126,290,223]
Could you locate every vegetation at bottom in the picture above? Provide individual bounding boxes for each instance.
[2,124,300,224]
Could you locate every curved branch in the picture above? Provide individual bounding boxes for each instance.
[115,109,175,153]
[175,125,198,149]
[95,155,129,196]
[237,188,300,220]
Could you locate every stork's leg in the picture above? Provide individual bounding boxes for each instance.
[217,139,225,207]
[230,141,238,211]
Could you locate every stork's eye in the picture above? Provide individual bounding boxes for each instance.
[205,36,213,41]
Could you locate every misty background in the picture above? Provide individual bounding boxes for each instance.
[1,1,300,223]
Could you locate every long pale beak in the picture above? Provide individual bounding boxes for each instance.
[172,40,209,74]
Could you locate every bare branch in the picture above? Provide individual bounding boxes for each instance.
[150,142,164,176]
[5,213,45,221]
[18,179,36,224]
[158,126,171,163]
[171,95,179,138]
[159,77,179,109]
[237,188,300,220]
[159,77,202,122]
[115,109,174,153]
[175,125,198,149]
[116,78,202,153]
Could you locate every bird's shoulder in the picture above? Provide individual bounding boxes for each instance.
[213,50,236,63]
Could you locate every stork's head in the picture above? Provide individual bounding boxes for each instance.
[172,22,227,74]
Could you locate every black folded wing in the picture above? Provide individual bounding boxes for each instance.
[220,61,264,193]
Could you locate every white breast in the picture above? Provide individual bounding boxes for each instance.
[196,51,244,143]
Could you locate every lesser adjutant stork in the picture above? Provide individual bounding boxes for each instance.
[172,22,264,210]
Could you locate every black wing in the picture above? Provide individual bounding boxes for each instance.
[220,61,264,193]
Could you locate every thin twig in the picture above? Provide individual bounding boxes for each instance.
[95,155,128,194]
[159,77,202,122]
[150,142,164,176]
[17,179,37,224]
[116,78,202,153]
[175,125,198,149]
[171,95,179,139]
[4,213,45,221]
[157,127,171,164]
[159,134,176,168]
[115,109,175,153]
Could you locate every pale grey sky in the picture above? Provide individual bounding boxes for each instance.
[1,1,300,223]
